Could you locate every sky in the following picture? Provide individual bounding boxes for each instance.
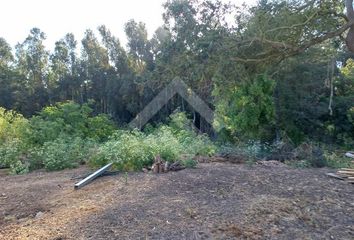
[0,0,257,51]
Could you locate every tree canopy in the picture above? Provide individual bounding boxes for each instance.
[0,0,353,147]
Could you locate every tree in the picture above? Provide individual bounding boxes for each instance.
[0,38,15,109]
[345,0,354,52]
[125,20,154,73]
[81,29,111,113]
[15,28,50,115]
[50,33,79,102]
[227,0,354,64]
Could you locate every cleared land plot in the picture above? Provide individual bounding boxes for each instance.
[0,162,353,240]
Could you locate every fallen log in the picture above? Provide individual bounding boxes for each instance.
[74,163,113,189]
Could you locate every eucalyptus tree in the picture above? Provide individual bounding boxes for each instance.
[0,38,15,109]
[50,33,78,102]
[124,20,154,73]
[15,28,50,115]
[81,29,111,113]
[98,25,136,121]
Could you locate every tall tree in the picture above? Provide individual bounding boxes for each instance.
[81,29,110,113]
[125,20,154,73]
[50,33,78,101]
[15,28,49,114]
[0,38,15,109]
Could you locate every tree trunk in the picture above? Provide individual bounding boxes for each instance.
[274,81,281,142]
[346,0,354,52]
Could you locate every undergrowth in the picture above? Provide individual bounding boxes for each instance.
[89,112,216,171]
[0,105,216,173]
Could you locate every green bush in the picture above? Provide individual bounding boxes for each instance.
[86,114,116,141]
[35,136,96,171]
[90,130,155,171]
[168,111,217,156]
[0,105,216,174]
[0,108,29,145]
[214,74,276,141]
[324,151,354,169]
[89,112,217,171]
[149,126,183,161]
[182,158,198,168]
[41,138,77,171]
[0,139,24,168]
[27,101,115,145]
[9,160,29,175]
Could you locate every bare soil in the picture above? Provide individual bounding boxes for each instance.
[0,161,353,240]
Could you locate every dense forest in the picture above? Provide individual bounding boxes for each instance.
[1,0,354,174]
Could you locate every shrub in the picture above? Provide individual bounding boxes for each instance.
[9,160,29,175]
[167,111,217,156]
[149,126,183,161]
[0,107,29,145]
[86,114,116,141]
[324,151,354,169]
[37,136,96,171]
[0,139,24,168]
[90,118,217,171]
[41,138,78,171]
[182,158,198,168]
[90,130,155,171]
[27,101,115,145]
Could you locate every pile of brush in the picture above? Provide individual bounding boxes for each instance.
[150,155,185,174]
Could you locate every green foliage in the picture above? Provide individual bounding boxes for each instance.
[148,126,183,162]
[41,138,78,171]
[0,105,104,173]
[9,160,29,175]
[2,0,353,172]
[182,158,197,168]
[87,114,116,141]
[168,112,217,156]
[27,101,115,145]
[215,74,275,141]
[90,112,216,171]
[90,127,184,171]
[324,151,354,169]
[348,107,354,125]
[287,148,353,169]
[0,108,29,145]
[0,105,215,174]
[90,130,155,171]
[37,137,96,171]
[0,109,30,172]
[0,139,24,168]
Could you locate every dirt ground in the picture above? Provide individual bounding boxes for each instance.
[0,161,353,240]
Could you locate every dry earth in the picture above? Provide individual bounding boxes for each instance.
[0,161,353,240]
